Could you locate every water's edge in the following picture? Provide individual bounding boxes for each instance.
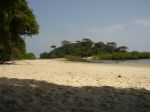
[88,59,150,65]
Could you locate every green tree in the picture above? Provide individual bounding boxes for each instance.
[116,46,128,52]
[61,40,71,46]
[80,38,94,57]
[93,41,105,54]
[105,42,117,53]
[40,52,49,59]
[51,45,56,49]
[0,0,39,63]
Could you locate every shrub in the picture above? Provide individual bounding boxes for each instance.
[65,55,87,62]
[12,48,24,60]
[24,53,36,60]
[139,52,150,59]
[40,52,49,59]
[0,51,12,63]
[97,54,113,60]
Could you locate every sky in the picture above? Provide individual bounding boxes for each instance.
[26,0,150,57]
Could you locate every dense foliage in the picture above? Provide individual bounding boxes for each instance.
[40,38,126,59]
[0,0,39,63]
[95,52,150,60]
[40,38,150,60]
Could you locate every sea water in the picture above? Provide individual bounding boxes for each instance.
[123,59,150,65]
[89,59,150,65]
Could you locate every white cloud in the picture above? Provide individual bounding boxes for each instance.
[134,19,150,27]
[88,25,125,33]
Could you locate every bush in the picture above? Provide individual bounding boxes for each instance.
[112,52,135,60]
[95,52,150,60]
[139,52,150,59]
[0,51,12,63]
[65,55,87,62]
[12,48,24,60]
[24,53,36,60]
[40,52,49,59]
[97,54,113,60]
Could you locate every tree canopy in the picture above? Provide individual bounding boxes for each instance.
[40,39,130,59]
[40,39,150,60]
[0,0,39,63]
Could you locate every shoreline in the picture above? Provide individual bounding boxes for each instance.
[59,58,150,68]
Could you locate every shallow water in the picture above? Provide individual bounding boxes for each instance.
[124,59,150,65]
[89,59,150,65]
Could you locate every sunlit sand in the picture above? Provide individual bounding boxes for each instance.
[0,59,150,90]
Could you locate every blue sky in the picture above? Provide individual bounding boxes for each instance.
[26,0,150,57]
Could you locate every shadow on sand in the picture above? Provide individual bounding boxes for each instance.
[0,77,150,112]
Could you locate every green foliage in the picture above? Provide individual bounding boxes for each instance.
[0,0,39,63]
[40,39,128,59]
[113,53,130,60]
[40,39,150,61]
[0,50,11,63]
[12,48,24,60]
[3,47,36,60]
[139,52,150,59]
[65,55,87,62]
[98,54,113,60]
[40,52,49,59]
[96,52,150,60]
[24,53,36,60]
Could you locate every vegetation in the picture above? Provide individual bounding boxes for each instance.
[24,53,36,60]
[96,52,150,60]
[40,38,150,61]
[0,0,39,63]
[65,55,87,62]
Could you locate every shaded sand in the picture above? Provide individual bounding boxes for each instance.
[0,59,150,112]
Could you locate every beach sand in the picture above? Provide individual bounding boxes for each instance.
[0,59,150,111]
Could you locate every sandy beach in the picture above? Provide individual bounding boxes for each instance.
[0,59,150,89]
[0,59,150,111]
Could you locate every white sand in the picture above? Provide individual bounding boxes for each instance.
[0,59,150,90]
[0,59,150,111]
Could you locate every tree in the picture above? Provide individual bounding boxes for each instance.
[40,52,49,59]
[105,42,117,53]
[0,0,39,63]
[80,38,94,57]
[61,40,71,46]
[116,46,128,52]
[93,41,105,54]
[82,38,93,43]
[51,45,56,49]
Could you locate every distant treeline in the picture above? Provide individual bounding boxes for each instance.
[40,38,150,60]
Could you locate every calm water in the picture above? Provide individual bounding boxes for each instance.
[123,59,150,65]
[89,59,150,65]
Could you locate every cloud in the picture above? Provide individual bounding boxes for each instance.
[134,19,150,27]
[88,25,125,33]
